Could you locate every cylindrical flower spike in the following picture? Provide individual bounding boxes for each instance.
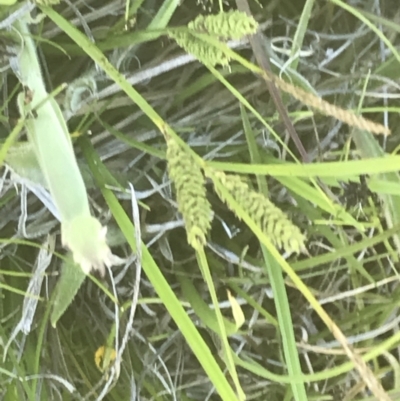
[166,137,213,250]
[212,170,306,254]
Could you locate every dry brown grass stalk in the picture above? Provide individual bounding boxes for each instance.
[264,72,390,136]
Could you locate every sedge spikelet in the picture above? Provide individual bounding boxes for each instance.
[166,138,213,250]
[169,11,258,67]
[189,10,258,40]
[171,31,230,66]
[212,171,306,254]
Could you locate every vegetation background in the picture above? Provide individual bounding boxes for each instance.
[1,0,400,400]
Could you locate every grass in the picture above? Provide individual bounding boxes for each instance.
[1,0,400,400]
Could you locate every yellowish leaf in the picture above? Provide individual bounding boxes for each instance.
[227,289,245,330]
[94,345,117,373]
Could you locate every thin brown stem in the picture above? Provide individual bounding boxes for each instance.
[235,0,310,163]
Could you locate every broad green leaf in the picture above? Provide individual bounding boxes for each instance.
[50,256,86,327]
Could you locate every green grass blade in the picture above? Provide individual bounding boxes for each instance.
[289,0,315,70]
[208,156,400,177]
[196,248,245,400]
[147,0,180,29]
